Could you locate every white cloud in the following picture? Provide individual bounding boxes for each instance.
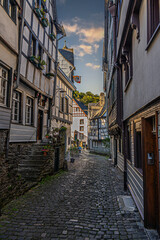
[63,23,78,34]
[94,44,99,53]
[63,21,104,44]
[86,63,101,70]
[78,27,104,44]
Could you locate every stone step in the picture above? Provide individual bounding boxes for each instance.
[18,162,44,168]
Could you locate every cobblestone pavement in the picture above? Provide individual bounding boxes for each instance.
[0,152,158,240]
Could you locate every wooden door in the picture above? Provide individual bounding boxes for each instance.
[142,115,159,229]
[37,110,43,140]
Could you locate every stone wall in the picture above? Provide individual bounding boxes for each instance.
[0,142,65,209]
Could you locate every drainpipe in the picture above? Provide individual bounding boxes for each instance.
[14,0,26,89]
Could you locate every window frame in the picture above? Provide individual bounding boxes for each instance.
[0,66,9,107]
[80,119,84,125]
[147,0,160,42]
[80,126,84,132]
[12,90,21,123]
[25,96,33,126]
[0,0,17,23]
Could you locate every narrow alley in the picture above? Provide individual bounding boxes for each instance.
[0,152,152,240]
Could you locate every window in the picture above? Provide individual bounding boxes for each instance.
[38,44,43,60]
[147,0,160,41]
[79,133,84,140]
[26,97,33,125]
[30,36,36,56]
[119,135,122,153]
[49,17,53,34]
[35,0,40,8]
[60,96,64,112]
[0,67,8,106]
[65,97,69,113]
[135,131,142,169]
[80,126,84,131]
[127,125,131,161]
[12,91,21,123]
[9,0,16,23]
[76,107,79,112]
[1,0,16,23]
[47,56,51,73]
[124,32,133,86]
[80,119,84,125]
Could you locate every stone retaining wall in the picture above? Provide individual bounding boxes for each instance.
[0,142,65,210]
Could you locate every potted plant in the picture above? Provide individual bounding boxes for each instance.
[41,0,48,12]
[42,145,51,156]
[45,72,55,79]
[36,56,47,70]
[60,126,67,132]
[41,17,49,27]
[29,55,39,65]
[45,134,50,139]
[49,33,56,41]
[34,7,42,18]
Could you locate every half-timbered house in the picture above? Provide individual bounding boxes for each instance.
[88,93,108,154]
[104,0,160,234]
[71,99,88,148]
[0,0,20,157]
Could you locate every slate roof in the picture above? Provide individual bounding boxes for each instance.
[59,49,74,66]
[92,105,107,119]
[74,99,88,116]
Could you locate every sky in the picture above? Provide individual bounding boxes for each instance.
[56,0,104,95]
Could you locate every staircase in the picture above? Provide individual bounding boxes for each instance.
[18,143,51,182]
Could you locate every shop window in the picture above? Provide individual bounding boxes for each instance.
[0,67,8,106]
[147,0,160,41]
[26,96,33,125]
[12,91,21,123]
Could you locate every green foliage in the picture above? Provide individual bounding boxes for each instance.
[102,137,110,148]
[73,90,99,106]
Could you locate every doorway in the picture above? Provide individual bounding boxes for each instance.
[37,110,43,140]
[142,115,159,229]
[55,147,59,172]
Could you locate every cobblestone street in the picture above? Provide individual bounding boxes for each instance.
[0,152,156,240]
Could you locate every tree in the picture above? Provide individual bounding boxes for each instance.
[73,91,100,106]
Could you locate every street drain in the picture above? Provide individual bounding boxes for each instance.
[117,195,136,212]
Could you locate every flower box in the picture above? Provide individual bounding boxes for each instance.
[38,63,45,70]
[29,56,39,65]
[49,33,56,41]
[45,72,55,79]
[41,18,48,27]
[35,8,42,18]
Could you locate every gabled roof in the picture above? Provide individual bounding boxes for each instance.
[59,41,74,66]
[74,99,88,116]
[92,105,107,119]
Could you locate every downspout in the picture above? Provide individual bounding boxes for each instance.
[14,0,26,89]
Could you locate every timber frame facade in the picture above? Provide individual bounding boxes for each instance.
[104,0,160,234]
